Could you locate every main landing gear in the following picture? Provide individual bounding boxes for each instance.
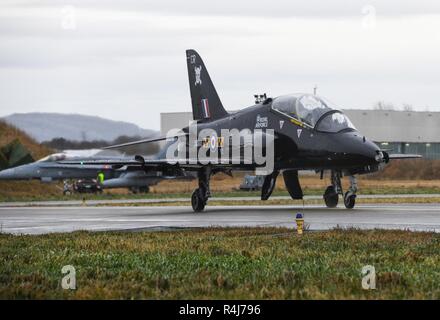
[323,171,358,209]
[191,167,211,212]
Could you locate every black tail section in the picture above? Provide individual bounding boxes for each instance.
[186,49,228,121]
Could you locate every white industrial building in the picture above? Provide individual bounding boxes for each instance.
[161,109,440,159]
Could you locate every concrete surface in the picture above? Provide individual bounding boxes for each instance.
[1,203,439,235]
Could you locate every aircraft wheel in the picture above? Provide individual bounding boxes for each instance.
[139,186,150,194]
[344,191,356,209]
[191,188,206,212]
[324,186,338,208]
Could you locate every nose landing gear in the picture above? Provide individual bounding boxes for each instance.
[323,171,358,209]
[343,175,357,209]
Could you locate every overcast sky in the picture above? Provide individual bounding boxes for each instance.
[1,0,440,130]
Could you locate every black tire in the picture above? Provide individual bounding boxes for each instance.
[191,188,206,212]
[344,191,356,209]
[324,186,339,208]
[139,186,150,194]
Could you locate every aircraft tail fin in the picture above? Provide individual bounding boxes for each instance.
[186,49,228,121]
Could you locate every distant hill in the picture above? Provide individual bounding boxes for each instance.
[3,113,158,143]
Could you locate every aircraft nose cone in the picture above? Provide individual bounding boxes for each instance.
[333,131,382,166]
[358,138,382,164]
[0,168,16,180]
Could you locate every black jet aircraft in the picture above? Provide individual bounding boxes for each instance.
[62,49,420,212]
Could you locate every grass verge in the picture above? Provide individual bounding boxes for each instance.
[1,228,439,299]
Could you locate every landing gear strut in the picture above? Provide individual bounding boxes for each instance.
[344,175,357,209]
[191,167,211,212]
[323,171,358,209]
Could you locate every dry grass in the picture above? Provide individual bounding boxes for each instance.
[368,159,440,180]
[0,181,62,200]
[1,228,439,299]
[0,121,57,197]
[1,175,440,202]
[149,173,440,195]
[0,120,52,161]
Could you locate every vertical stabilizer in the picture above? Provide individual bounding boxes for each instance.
[186,49,228,121]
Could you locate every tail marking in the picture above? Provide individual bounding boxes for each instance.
[201,99,210,118]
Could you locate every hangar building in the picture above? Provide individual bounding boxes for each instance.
[160,109,440,159]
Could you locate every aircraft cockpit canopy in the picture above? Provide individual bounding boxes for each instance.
[271,94,356,133]
[37,153,67,163]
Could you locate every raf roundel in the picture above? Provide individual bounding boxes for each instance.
[210,135,217,151]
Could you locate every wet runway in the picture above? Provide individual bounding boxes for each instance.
[0,194,438,207]
[1,203,439,234]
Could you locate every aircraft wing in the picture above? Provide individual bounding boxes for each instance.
[102,133,188,150]
[388,154,422,160]
[59,157,255,171]
[42,163,116,169]
[59,158,204,170]
[59,159,145,166]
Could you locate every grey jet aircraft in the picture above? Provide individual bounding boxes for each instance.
[0,149,191,194]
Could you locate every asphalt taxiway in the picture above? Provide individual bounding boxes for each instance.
[0,194,438,207]
[0,203,439,235]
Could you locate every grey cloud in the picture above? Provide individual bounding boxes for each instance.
[0,0,439,131]
[5,0,440,17]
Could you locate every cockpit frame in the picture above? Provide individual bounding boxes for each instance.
[270,94,356,133]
